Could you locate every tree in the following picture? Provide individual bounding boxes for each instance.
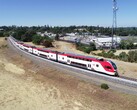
[128,41,134,49]
[89,42,96,51]
[55,34,59,40]
[119,40,127,49]
[119,40,134,49]
[0,32,4,37]
[12,30,26,40]
[32,35,43,45]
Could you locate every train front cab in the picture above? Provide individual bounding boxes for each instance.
[108,60,119,76]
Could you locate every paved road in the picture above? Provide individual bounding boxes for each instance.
[8,38,137,95]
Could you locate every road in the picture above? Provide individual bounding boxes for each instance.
[8,37,137,95]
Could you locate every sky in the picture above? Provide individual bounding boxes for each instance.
[0,0,137,27]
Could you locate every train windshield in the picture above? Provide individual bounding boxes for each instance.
[108,60,117,70]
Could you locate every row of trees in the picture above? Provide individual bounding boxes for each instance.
[1,25,137,37]
[9,27,54,47]
[97,50,137,63]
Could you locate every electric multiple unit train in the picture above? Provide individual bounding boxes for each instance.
[10,37,119,76]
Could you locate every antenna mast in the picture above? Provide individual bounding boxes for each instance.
[112,0,118,48]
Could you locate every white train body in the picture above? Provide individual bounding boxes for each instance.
[10,37,118,76]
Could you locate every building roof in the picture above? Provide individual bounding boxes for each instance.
[95,37,121,43]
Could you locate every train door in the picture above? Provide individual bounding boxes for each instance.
[28,48,32,53]
[67,59,71,65]
[87,64,92,70]
[56,52,58,62]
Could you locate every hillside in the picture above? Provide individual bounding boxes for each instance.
[0,38,136,109]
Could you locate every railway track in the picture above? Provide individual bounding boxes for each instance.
[120,76,137,82]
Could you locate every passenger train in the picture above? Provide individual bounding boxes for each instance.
[10,37,119,76]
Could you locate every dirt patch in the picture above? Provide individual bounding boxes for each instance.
[4,63,25,75]
[25,42,45,48]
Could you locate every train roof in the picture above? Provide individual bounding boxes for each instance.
[12,37,107,62]
[36,47,57,53]
[22,43,36,48]
[17,42,24,44]
[59,52,106,62]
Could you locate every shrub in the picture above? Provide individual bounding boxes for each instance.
[0,44,8,49]
[108,49,116,53]
[119,40,135,49]
[101,83,109,90]
[42,40,53,47]
[119,52,128,62]
[128,51,137,63]
[5,37,7,40]
[76,42,96,54]
[83,47,92,54]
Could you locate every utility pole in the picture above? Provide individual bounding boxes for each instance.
[112,0,118,49]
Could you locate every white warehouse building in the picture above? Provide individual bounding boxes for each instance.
[91,37,121,48]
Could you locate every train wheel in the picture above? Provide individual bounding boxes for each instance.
[115,72,119,77]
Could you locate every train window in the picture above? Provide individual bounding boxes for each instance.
[105,66,112,69]
[51,55,53,57]
[96,64,99,67]
[88,64,91,67]
[67,60,70,63]
[62,57,64,60]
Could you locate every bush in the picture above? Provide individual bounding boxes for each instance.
[119,40,135,49]
[119,52,128,62]
[76,42,96,54]
[108,49,116,53]
[42,40,53,47]
[0,44,8,49]
[118,50,137,63]
[83,47,92,54]
[101,83,109,90]
[5,37,7,40]
[97,50,116,58]
[128,51,137,63]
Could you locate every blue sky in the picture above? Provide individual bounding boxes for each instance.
[0,0,137,27]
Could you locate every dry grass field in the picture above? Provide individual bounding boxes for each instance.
[0,38,136,110]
